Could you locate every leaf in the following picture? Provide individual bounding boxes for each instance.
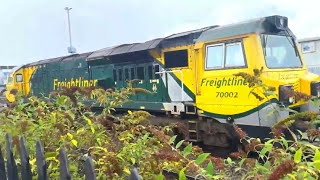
[168,135,177,145]
[313,149,320,169]
[259,144,272,158]
[234,167,242,172]
[142,133,149,141]
[90,126,95,134]
[83,115,93,125]
[45,152,58,161]
[195,153,210,165]
[96,138,102,146]
[76,128,85,134]
[179,168,187,180]
[130,157,136,164]
[128,110,133,115]
[255,162,268,173]
[45,152,57,158]
[205,161,214,176]
[67,133,73,139]
[280,137,288,150]
[306,168,318,178]
[123,167,130,175]
[183,143,192,157]
[294,148,303,163]
[29,158,36,166]
[239,158,246,167]
[175,140,185,149]
[226,157,233,165]
[287,128,297,143]
[71,139,78,147]
[66,110,75,120]
[155,173,164,180]
[264,161,271,169]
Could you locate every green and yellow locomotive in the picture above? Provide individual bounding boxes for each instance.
[5,15,320,149]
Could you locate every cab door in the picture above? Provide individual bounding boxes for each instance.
[135,64,147,101]
[14,68,25,96]
[15,74,24,94]
[162,49,195,103]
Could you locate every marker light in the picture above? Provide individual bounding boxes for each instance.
[266,15,288,31]
[279,85,294,106]
[311,81,320,98]
[289,97,294,103]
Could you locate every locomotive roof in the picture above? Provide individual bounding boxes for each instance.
[24,56,66,67]
[24,52,93,67]
[87,26,215,61]
[196,15,293,42]
[87,15,292,62]
[87,39,163,61]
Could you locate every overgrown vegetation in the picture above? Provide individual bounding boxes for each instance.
[0,85,219,179]
[1,70,320,179]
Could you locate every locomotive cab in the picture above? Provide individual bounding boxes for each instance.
[5,66,24,103]
[194,15,320,144]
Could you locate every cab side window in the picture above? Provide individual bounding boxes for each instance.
[137,67,144,80]
[154,65,160,79]
[206,44,224,69]
[225,43,245,67]
[164,50,188,68]
[118,69,123,81]
[16,74,23,82]
[148,65,153,79]
[130,67,135,80]
[206,42,246,70]
[113,69,117,81]
[124,68,129,80]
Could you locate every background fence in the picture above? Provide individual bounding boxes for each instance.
[0,134,110,180]
[0,133,198,180]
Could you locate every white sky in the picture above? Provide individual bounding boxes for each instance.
[0,0,319,65]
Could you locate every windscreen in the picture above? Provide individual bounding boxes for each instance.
[261,34,302,68]
[6,74,13,84]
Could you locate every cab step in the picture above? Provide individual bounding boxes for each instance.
[187,121,201,142]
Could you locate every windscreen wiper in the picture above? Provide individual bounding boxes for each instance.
[262,35,268,56]
[284,30,299,57]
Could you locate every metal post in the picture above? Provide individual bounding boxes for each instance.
[65,7,76,54]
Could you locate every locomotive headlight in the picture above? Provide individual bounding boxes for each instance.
[311,81,320,98]
[289,97,294,103]
[279,85,294,106]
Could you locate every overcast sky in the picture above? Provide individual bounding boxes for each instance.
[0,0,319,66]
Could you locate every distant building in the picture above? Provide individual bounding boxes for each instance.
[298,37,320,75]
[0,66,15,93]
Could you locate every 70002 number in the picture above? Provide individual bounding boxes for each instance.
[216,92,238,98]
